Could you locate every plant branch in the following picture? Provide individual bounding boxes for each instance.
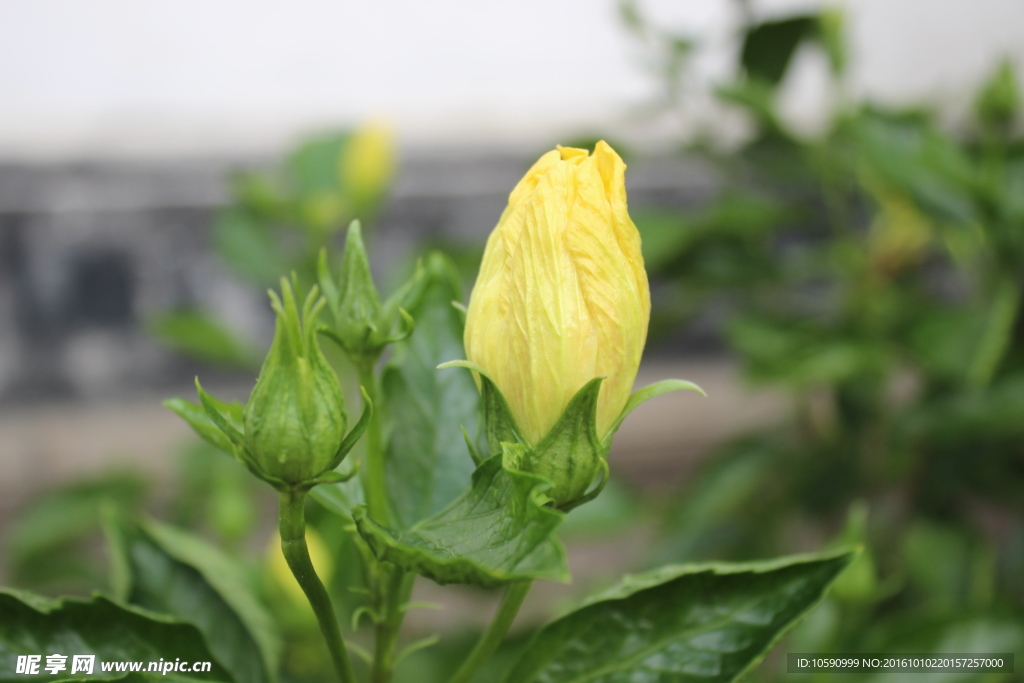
[356,359,390,526]
[449,581,532,683]
[279,489,357,683]
[371,566,415,683]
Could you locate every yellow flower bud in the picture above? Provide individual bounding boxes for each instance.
[464,142,650,444]
[340,121,396,214]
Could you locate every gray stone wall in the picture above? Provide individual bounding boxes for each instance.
[0,151,714,405]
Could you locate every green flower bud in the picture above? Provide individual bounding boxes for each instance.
[318,220,422,363]
[186,277,371,490]
[240,278,346,485]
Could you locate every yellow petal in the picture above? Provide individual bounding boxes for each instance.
[464,141,650,443]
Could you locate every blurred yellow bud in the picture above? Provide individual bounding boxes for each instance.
[340,121,396,213]
[464,141,650,444]
[868,191,931,275]
[266,528,333,606]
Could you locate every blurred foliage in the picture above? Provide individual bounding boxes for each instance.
[624,0,1024,678]
[4,472,147,595]
[149,123,396,369]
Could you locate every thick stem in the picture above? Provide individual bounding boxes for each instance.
[449,581,532,683]
[279,490,357,683]
[356,359,389,525]
[371,567,415,683]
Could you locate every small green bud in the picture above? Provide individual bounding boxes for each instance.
[318,220,423,363]
[174,277,371,490]
[242,277,348,486]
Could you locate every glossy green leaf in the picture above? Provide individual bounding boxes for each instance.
[505,549,856,683]
[147,310,258,369]
[0,588,231,682]
[108,518,280,683]
[382,253,479,528]
[353,452,569,588]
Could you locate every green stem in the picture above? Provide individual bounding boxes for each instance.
[449,581,532,683]
[371,567,415,683]
[356,359,389,525]
[279,490,357,683]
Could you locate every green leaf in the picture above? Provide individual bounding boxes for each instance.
[109,518,280,683]
[382,253,479,528]
[289,131,349,195]
[4,473,146,591]
[353,451,569,588]
[740,16,818,86]
[212,210,288,287]
[0,588,231,682]
[974,58,1020,131]
[147,310,258,369]
[504,550,856,683]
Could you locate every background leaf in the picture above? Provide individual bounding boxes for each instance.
[108,518,280,683]
[0,588,231,682]
[212,210,289,286]
[504,550,855,683]
[382,253,480,529]
[147,311,258,369]
[741,16,818,87]
[4,473,146,593]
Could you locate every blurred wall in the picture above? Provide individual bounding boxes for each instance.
[2,0,1023,158]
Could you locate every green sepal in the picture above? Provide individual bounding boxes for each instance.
[329,385,374,470]
[352,449,569,588]
[194,379,245,448]
[557,456,609,513]
[461,425,485,466]
[605,378,706,445]
[504,549,858,683]
[438,360,525,456]
[303,463,360,487]
[439,364,611,509]
[378,307,415,345]
[164,397,241,456]
[529,376,606,507]
[191,379,288,489]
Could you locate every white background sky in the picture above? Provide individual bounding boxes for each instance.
[1,0,1023,158]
